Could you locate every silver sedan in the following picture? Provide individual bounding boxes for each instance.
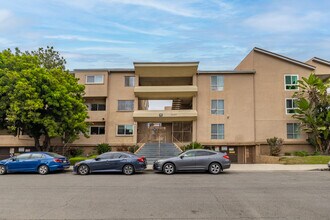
[153,149,231,175]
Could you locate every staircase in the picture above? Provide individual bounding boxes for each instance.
[172,99,182,110]
[136,143,182,164]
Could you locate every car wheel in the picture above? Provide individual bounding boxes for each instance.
[0,165,6,175]
[38,165,49,175]
[209,162,222,174]
[163,163,175,175]
[123,164,134,175]
[77,164,90,175]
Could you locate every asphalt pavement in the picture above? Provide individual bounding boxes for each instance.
[0,170,329,219]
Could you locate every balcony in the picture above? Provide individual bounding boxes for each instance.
[87,111,106,122]
[134,86,197,99]
[133,110,197,122]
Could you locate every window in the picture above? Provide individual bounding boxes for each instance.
[182,151,196,157]
[125,76,135,87]
[211,124,224,139]
[91,104,106,111]
[211,100,224,115]
[16,154,32,160]
[117,125,134,136]
[211,76,224,91]
[287,123,300,139]
[90,126,105,135]
[118,100,134,111]
[99,152,114,159]
[286,98,298,114]
[195,151,216,156]
[86,75,104,84]
[285,75,298,90]
[31,153,44,159]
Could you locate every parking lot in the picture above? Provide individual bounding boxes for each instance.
[0,170,329,219]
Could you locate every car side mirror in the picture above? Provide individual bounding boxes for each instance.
[95,157,101,161]
[12,157,17,161]
[180,155,184,159]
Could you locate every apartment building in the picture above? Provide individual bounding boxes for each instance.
[1,47,329,163]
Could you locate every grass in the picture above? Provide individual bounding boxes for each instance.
[280,155,330,164]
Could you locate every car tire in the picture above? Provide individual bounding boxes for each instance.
[123,164,134,175]
[77,164,90,175]
[38,165,49,175]
[163,163,175,175]
[0,165,6,175]
[208,162,222,174]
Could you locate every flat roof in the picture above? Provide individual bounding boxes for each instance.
[73,68,135,72]
[198,70,256,75]
[134,62,199,67]
[312,57,330,66]
[254,47,316,70]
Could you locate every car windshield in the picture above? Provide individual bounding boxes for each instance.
[44,152,63,158]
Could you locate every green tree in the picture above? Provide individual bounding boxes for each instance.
[293,73,330,154]
[0,48,89,151]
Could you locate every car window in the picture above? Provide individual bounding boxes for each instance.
[31,153,44,159]
[44,152,63,158]
[196,151,216,157]
[118,154,128,158]
[16,154,32,160]
[99,153,114,159]
[184,151,196,157]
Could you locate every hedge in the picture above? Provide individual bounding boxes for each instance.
[69,155,98,165]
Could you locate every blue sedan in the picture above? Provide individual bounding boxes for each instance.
[73,152,147,175]
[0,152,70,175]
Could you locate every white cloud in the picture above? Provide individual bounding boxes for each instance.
[244,9,325,32]
[44,35,133,44]
[110,22,173,36]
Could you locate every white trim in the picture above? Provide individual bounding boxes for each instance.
[285,98,298,115]
[286,123,301,139]
[284,74,299,91]
[210,75,224,91]
[85,75,104,84]
[134,63,199,67]
[210,99,225,115]
[116,124,134,136]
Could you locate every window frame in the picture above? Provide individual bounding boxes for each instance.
[90,103,106,111]
[210,75,224,91]
[116,125,134,136]
[89,126,105,135]
[285,98,298,115]
[85,75,104,84]
[118,100,134,111]
[284,74,299,91]
[211,124,225,140]
[124,76,135,87]
[211,99,224,115]
[287,123,301,139]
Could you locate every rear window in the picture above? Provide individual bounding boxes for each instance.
[44,152,64,158]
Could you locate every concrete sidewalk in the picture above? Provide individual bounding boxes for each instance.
[146,164,329,171]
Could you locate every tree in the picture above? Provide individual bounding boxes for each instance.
[293,73,330,154]
[0,48,89,151]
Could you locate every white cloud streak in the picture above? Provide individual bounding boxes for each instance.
[44,35,133,44]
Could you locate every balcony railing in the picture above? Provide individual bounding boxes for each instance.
[134,85,197,99]
[133,110,197,122]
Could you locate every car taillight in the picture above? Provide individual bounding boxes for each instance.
[53,158,62,163]
[223,155,230,160]
[137,157,145,162]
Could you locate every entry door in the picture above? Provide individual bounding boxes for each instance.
[246,147,254,164]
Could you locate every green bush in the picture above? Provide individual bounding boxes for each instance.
[182,142,203,151]
[284,152,292,156]
[313,151,321,156]
[294,151,309,157]
[66,147,84,158]
[128,145,139,153]
[97,143,111,155]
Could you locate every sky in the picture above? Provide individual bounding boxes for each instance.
[1,0,330,72]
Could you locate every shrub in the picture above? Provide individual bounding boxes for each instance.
[97,143,111,155]
[128,145,139,153]
[312,151,321,156]
[66,147,84,158]
[182,142,203,151]
[294,151,309,157]
[266,137,283,156]
[69,155,98,165]
[284,152,292,156]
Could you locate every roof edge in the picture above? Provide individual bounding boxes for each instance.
[312,57,330,66]
[134,62,199,67]
[198,70,255,75]
[254,47,315,70]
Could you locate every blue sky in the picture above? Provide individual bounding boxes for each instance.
[1,0,330,70]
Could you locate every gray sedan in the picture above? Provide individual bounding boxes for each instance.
[153,149,231,175]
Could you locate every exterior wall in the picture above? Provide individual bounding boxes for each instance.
[75,70,108,97]
[306,59,330,75]
[107,73,136,146]
[248,51,311,144]
[196,74,255,145]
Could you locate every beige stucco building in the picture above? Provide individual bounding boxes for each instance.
[1,47,329,163]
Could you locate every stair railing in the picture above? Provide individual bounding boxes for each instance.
[134,135,149,154]
[172,136,185,152]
